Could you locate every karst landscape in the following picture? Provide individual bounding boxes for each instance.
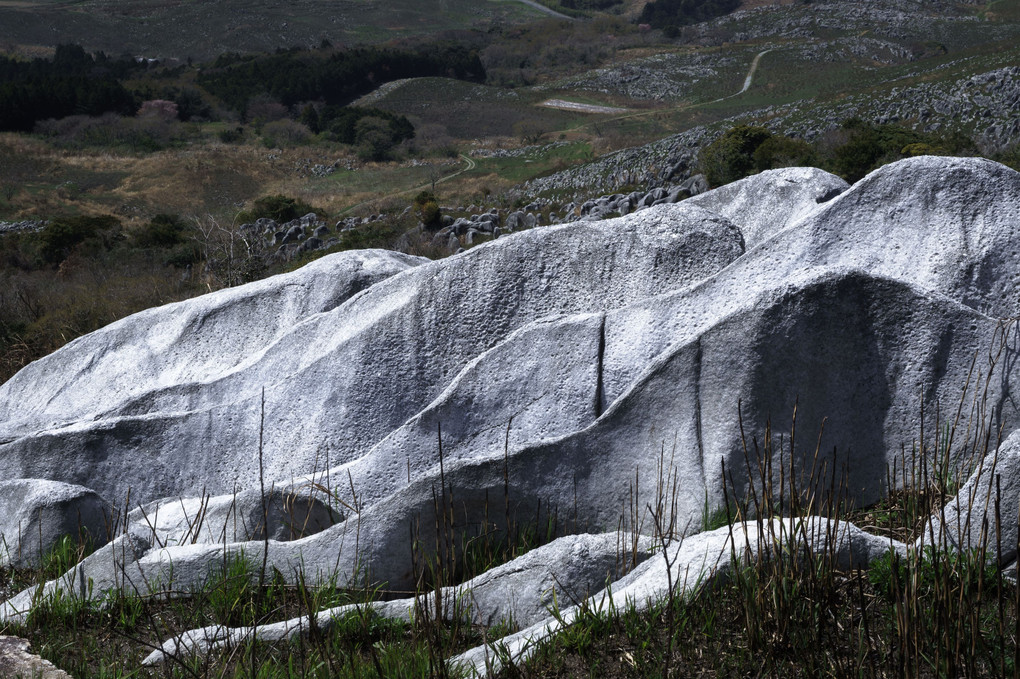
[2,0,1020,677]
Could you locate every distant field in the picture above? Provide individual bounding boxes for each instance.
[0,0,545,59]
[355,77,584,139]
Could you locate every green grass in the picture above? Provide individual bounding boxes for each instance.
[472,142,594,183]
[987,0,1020,21]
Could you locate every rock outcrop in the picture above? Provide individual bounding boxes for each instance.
[2,156,1020,670]
[0,636,72,679]
[0,479,111,569]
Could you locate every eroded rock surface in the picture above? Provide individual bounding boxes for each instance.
[0,479,111,569]
[0,636,72,679]
[2,157,1020,670]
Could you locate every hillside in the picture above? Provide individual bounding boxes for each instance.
[0,0,549,60]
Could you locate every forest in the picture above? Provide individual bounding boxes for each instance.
[0,45,139,132]
[638,0,741,29]
[197,44,486,113]
[0,43,485,133]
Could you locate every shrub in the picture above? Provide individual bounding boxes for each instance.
[753,135,817,172]
[355,116,400,161]
[133,214,190,249]
[36,214,121,265]
[699,125,774,187]
[828,119,925,182]
[260,119,312,147]
[218,126,245,143]
[413,190,443,231]
[137,99,179,120]
[239,195,317,224]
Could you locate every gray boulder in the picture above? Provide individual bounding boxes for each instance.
[280,224,305,244]
[0,636,72,679]
[128,486,338,547]
[255,217,278,233]
[679,173,709,197]
[686,166,848,249]
[0,479,112,569]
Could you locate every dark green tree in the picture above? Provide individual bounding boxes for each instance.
[699,125,774,187]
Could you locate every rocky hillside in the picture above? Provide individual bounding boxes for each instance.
[2,155,1019,673]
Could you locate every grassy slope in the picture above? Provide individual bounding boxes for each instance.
[0,0,544,60]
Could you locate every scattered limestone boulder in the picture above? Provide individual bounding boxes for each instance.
[0,636,72,679]
[679,172,709,196]
[0,479,111,569]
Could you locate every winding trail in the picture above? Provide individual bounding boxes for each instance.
[511,0,573,20]
[551,46,781,136]
[340,47,773,215]
[339,154,476,216]
[712,48,774,102]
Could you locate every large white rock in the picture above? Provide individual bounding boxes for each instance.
[686,166,849,248]
[0,209,745,504]
[2,157,1020,648]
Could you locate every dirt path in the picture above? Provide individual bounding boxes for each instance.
[339,154,476,215]
[540,99,630,114]
[511,0,573,20]
[712,48,774,102]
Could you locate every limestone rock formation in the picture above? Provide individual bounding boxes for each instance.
[0,636,72,679]
[2,156,1020,670]
[0,479,111,569]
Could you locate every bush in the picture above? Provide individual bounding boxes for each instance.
[699,125,774,187]
[37,214,121,265]
[218,126,245,144]
[419,201,442,231]
[639,0,741,29]
[355,116,400,161]
[239,195,317,224]
[828,119,926,182]
[260,119,312,147]
[133,214,190,249]
[413,190,443,231]
[753,135,817,172]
